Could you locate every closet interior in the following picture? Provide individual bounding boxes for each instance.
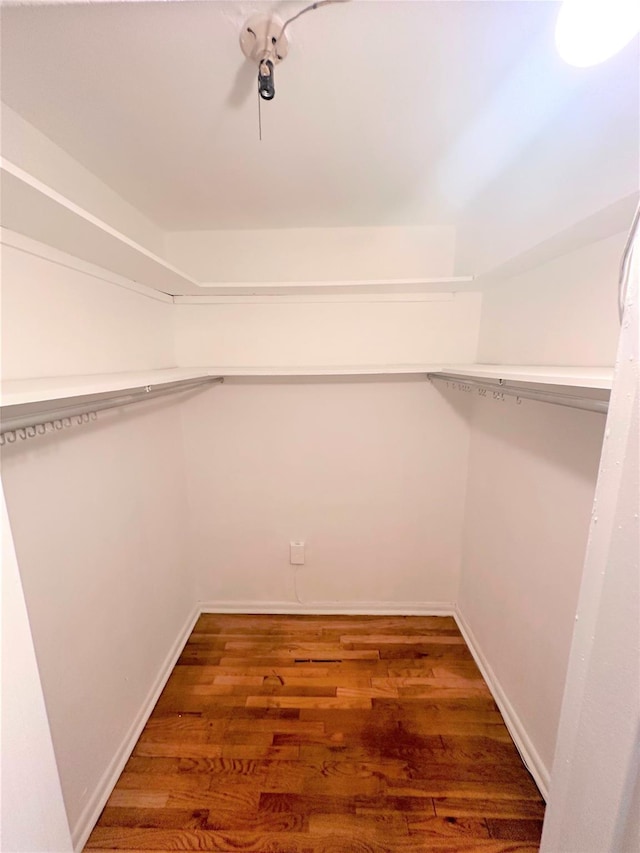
[1,2,638,852]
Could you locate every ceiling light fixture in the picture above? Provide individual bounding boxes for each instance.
[555,0,640,67]
[240,0,350,102]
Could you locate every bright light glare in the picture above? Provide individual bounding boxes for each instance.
[556,0,640,67]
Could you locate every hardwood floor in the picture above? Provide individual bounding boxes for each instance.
[85,614,545,852]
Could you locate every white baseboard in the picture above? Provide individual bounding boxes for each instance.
[454,606,550,801]
[198,599,456,616]
[71,604,200,852]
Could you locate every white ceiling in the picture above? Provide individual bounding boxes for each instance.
[1,1,638,234]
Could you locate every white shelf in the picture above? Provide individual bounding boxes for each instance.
[198,364,442,377]
[0,159,201,296]
[439,364,614,390]
[0,369,219,408]
[0,366,440,407]
[1,160,474,298]
[1,365,451,408]
[1,364,615,409]
[186,281,473,298]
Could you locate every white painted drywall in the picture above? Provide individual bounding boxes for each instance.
[1,484,73,853]
[1,397,195,843]
[477,232,624,366]
[0,238,175,379]
[0,104,165,256]
[540,241,639,853]
[457,236,622,789]
[457,395,606,782]
[164,226,456,282]
[173,293,481,368]
[180,379,471,609]
[0,240,194,845]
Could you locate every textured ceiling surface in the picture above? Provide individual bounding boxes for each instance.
[1,1,638,232]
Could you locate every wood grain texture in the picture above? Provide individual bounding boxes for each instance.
[85,615,544,851]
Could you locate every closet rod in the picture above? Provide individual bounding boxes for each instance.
[0,375,223,436]
[428,373,608,414]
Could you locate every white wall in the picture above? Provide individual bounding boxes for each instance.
[458,396,606,787]
[164,225,456,282]
[173,293,481,368]
[174,270,481,611]
[0,239,194,847]
[1,398,195,846]
[180,379,471,610]
[477,232,624,366]
[457,236,621,794]
[1,235,175,380]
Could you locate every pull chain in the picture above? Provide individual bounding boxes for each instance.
[258,86,262,141]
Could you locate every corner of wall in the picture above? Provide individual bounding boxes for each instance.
[454,605,550,799]
[70,603,200,851]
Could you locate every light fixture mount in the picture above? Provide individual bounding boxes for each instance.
[240,2,350,105]
[240,14,289,102]
[239,15,289,66]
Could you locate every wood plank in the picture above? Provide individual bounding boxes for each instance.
[261,676,372,688]
[115,773,210,794]
[124,757,182,775]
[135,716,212,743]
[335,685,400,698]
[307,811,409,835]
[105,791,169,809]
[434,797,546,820]
[406,815,491,838]
[180,665,333,678]
[165,788,259,814]
[259,792,356,814]
[132,743,224,759]
[226,719,325,735]
[86,826,540,852]
[387,778,542,800]
[372,676,488,688]
[341,634,468,645]
[487,818,546,841]
[212,675,264,686]
[355,796,437,816]
[246,695,373,710]
[96,808,209,830]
